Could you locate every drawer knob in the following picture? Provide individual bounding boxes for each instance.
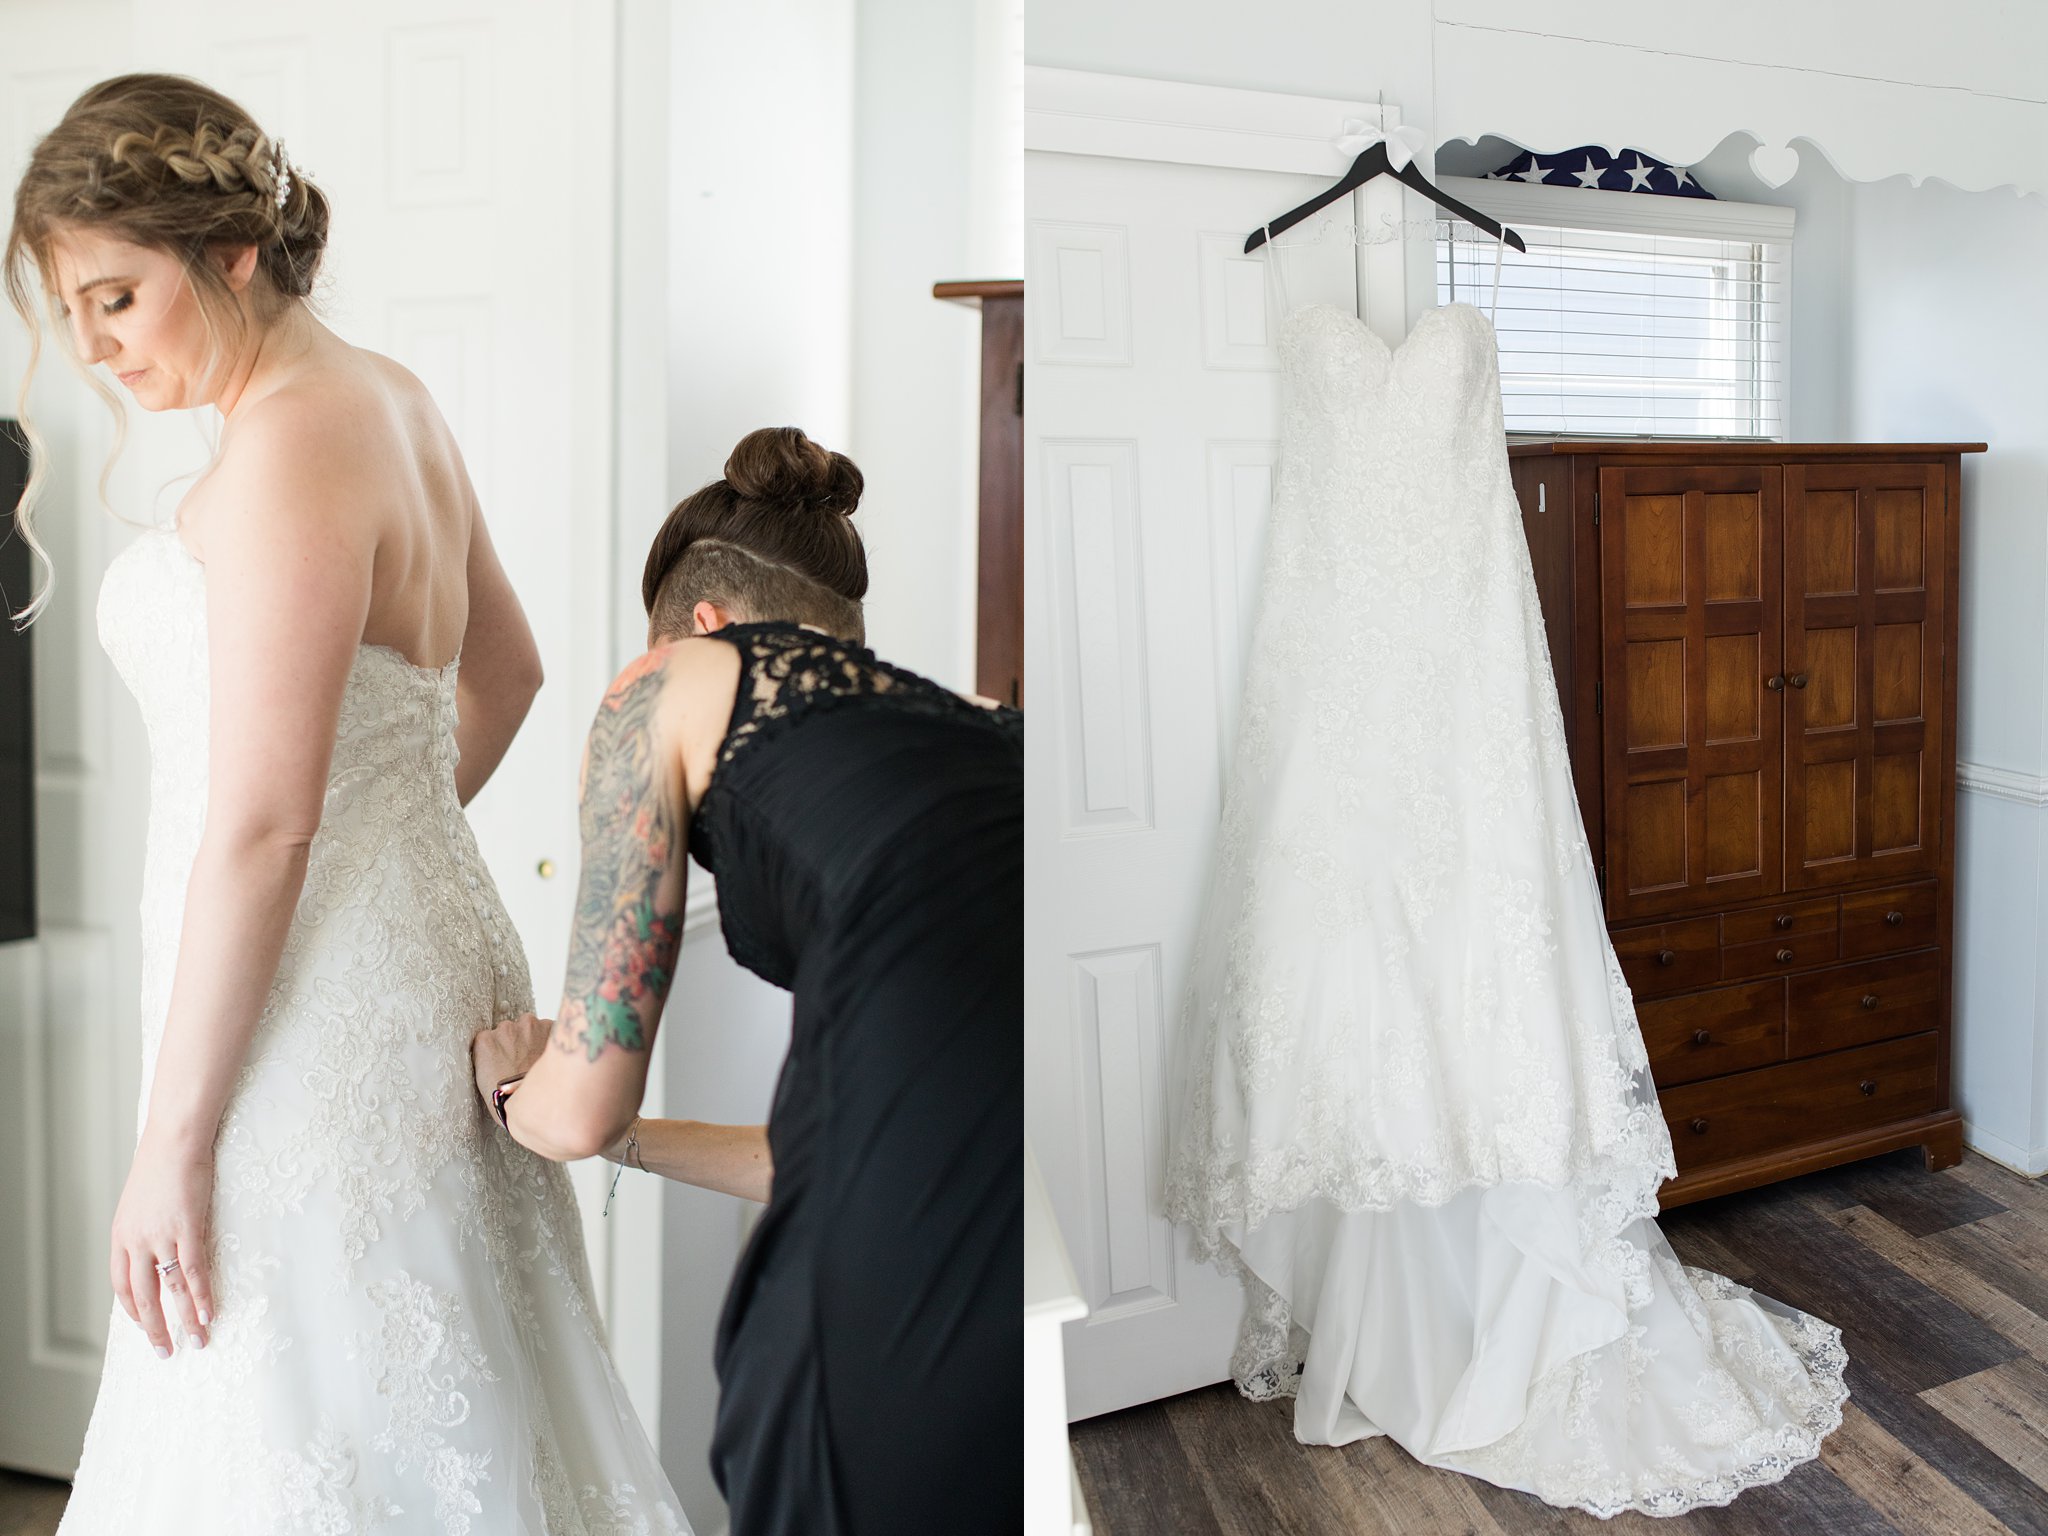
[1689,1118,1709,1134]
[1775,914,1794,930]
[1789,672,1809,689]
[1860,1080,1878,1096]
[1885,910,1905,927]
[1776,948,1795,963]
[1656,949,1676,966]
[1861,994,1879,1010]
[1692,1029,1712,1046]
[1765,674,1786,692]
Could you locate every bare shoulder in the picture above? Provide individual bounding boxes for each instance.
[176,402,363,570]
[600,638,741,727]
[207,361,378,496]
[587,640,742,807]
[358,349,458,443]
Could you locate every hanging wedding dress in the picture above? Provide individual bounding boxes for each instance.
[61,527,687,1534]
[1163,240,1849,1517]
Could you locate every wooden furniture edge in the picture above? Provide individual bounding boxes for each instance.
[934,279,1024,306]
[1657,1109,1964,1209]
[1507,440,1988,458]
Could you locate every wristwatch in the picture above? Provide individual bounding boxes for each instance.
[490,1073,526,1131]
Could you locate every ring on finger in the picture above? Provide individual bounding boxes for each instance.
[155,1258,181,1277]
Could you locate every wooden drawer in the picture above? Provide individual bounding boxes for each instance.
[1722,898,1840,982]
[1638,979,1786,1087]
[1788,950,1942,1059]
[1613,916,1720,999]
[1659,1032,1940,1174]
[1841,882,1938,959]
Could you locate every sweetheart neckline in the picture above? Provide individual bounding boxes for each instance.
[141,525,462,677]
[1282,300,1498,357]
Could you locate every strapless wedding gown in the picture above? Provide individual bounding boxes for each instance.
[1164,302,1849,1517]
[60,528,687,1534]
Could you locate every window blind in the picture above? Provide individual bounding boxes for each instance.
[1433,176,1793,440]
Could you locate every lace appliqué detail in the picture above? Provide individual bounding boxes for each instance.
[704,621,1016,781]
[353,1272,499,1535]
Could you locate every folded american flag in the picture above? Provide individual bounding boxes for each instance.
[1486,145,1715,198]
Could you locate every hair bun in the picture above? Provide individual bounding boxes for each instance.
[724,426,863,518]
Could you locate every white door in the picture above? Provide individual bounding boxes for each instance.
[1024,70,1426,1420]
[0,0,652,1472]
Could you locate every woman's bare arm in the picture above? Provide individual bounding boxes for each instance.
[451,498,543,805]
[472,1017,770,1200]
[607,1118,771,1203]
[114,399,375,1356]
[146,405,375,1155]
[495,638,738,1161]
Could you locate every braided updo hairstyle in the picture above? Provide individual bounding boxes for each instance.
[643,427,870,645]
[4,73,329,620]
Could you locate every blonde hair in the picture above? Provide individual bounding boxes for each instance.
[3,73,330,622]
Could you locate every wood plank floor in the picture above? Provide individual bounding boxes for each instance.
[1071,1150,2048,1535]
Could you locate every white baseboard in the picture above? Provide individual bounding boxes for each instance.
[1962,1121,2048,1177]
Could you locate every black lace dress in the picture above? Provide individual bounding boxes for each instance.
[689,622,1022,1536]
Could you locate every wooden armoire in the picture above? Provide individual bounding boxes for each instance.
[1508,441,1985,1207]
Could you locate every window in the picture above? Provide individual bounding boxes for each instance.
[1436,175,1793,439]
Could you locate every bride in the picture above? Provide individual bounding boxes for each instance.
[7,75,686,1532]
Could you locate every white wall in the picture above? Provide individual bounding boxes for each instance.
[848,0,977,687]
[1839,175,2048,1170]
[658,0,857,650]
[1028,0,1437,113]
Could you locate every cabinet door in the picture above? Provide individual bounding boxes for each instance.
[1784,463,1946,888]
[1600,465,1784,920]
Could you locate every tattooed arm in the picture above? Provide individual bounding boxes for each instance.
[489,646,691,1162]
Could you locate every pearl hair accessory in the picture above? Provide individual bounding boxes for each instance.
[269,138,293,211]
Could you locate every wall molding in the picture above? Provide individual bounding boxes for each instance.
[1439,174,1796,243]
[1025,66,1377,176]
[1431,5,2048,200]
[1957,760,2048,807]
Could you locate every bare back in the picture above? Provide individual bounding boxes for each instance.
[179,340,476,670]
[355,351,476,667]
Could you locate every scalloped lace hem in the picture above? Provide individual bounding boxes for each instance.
[1199,1220,1850,1520]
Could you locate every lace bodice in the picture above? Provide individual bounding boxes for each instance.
[67,526,687,1535]
[97,530,525,1072]
[704,621,1012,773]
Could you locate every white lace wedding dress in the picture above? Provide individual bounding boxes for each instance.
[60,527,688,1534]
[1163,299,1850,1517]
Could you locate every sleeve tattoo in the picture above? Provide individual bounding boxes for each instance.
[555,650,686,1062]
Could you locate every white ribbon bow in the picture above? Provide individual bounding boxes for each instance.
[1334,118,1429,172]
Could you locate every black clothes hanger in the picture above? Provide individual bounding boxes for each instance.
[1244,137,1528,255]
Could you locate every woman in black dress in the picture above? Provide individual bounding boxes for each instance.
[471,427,1021,1536]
